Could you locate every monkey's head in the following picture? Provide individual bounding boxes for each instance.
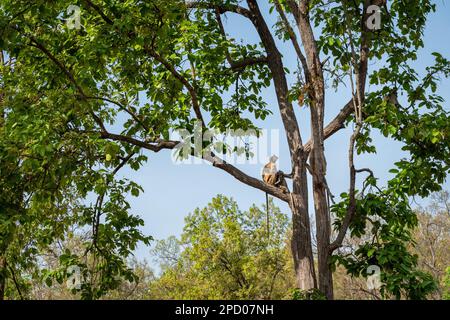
[269,155,279,163]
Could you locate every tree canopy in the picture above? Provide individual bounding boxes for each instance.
[0,0,449,300]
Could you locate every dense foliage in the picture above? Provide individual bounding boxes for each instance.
[151,196,293,299]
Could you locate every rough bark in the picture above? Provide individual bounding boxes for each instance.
[286,0,334,299]
[246,0,317,291]
[290,171,317,290]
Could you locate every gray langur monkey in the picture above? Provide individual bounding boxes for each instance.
[262,155,289,240]
[262,155,289,192]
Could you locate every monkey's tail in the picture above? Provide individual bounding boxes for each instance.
[265,192,270,242]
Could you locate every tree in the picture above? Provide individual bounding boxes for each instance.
[31,244,156,300]
[330,197,438,300]
[151,195,294,299]
[411,191,450,299]
[332,191,449,300]
[0,0,448,299]
[0,47,151,299]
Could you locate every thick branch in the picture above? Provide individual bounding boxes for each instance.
[93,130,290,201]
[303,99,353,154]
[228,57,268,70]
[100,131,179,153]
[185,1,252,18]
[203,153,290,202]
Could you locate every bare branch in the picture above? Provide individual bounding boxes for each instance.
[272,0,309,82]
[84,129,290,201]
[303,99,353,154]
[245,0,305,165]
[355,168,374,176]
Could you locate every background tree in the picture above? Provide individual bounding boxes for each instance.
[0,0,449,299]
[8,192,449,300]
[150,196,295,299]
[411,191,450,299]
[0,47,151,300]
[332,191,449,300]
[31,242,156,300]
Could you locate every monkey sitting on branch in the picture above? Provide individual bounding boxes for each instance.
[261,155,289,240]
[262,155,289,193]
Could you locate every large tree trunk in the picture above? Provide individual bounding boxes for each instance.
[291,167,317,290]
[311,158,333,299]
[310,119,334,299]
[286,0,334,299]
[246,0,318,292]
[310,100,333,299]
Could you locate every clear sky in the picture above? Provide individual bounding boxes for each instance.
[115,1,450,265]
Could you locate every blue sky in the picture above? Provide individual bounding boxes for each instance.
[116,1,450,264]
